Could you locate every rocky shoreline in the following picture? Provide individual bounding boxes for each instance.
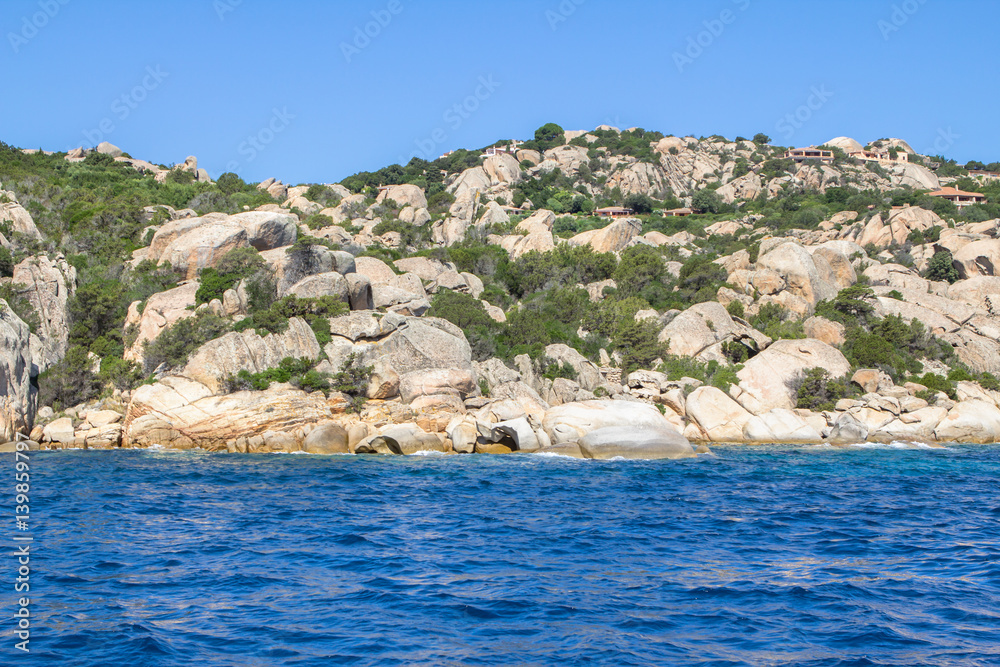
[5,310,997,459]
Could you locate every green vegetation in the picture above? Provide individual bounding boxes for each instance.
[195,247,267,304]
[0,284,40,333]
[330,353,374,413]
[925,250,960,283]
[659,356,741,391]
[143,311,231,373]
[223,356,331,395]
[794,368,857,412]
[233,295,348,343]
[37,346,102,412]
[5,124,1000,414]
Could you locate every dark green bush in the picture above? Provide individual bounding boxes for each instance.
[38,346,101,411]
[917,372,955,399]
[614,319,666,374]
[427,289,496,330]
[330,353,373,413]
[925,250,959,283]
[195,247,266,305]
[223,357,319,393]
[233,295,348,338]
[794,368,855,412]
[143,311,231,373]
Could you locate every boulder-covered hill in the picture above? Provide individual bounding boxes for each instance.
[2,124,1000,455]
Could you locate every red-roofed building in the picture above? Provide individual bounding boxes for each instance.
[594,206,634,218]
[927,186,987,209]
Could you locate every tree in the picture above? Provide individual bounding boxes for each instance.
[0,247,13,278]
[925,250,960,284]
[692,189,722,214]
[613,245,665,296]
[624,193,656,214]
[37,346,101,410]
[427,290,496,331]
[614,319,666,374]
[216,172,245,195]
[752,133,771,145]
[532,123,565,152]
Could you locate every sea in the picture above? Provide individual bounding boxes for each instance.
[3,443,999,666]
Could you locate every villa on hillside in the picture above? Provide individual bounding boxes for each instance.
[927,186,987,209]
[482,140,523,158]
[663,207,693,217]
[784,147,834,164]
[968,169,1000,182]
[847,147,909,163]
[595,206,634,218]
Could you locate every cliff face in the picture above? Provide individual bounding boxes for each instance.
[0,301,36,441]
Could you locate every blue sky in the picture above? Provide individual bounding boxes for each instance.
[2,0,995,184]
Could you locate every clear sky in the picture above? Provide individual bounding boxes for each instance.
[2,0,996,184]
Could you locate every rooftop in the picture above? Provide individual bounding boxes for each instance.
[927,186,986,197]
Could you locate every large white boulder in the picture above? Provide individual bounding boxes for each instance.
[736,339,851,412]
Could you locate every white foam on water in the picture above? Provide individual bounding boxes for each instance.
[531,452,585,460]
[409,450,447,457]
[850,441,954,452]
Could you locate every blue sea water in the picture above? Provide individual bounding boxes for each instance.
[4,444,1000,666]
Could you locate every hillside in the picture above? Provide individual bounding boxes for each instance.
[3,123,1000,455]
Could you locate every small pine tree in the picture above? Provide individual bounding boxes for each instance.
[925,250,960,284]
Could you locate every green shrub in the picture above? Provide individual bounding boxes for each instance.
[223,357,318,393]
[815,284,876,325]
[304,184,342,208]
[539,357,578,381]
[725,300,745,320]
[167,169,195,185]
[427,290,496,330]
[659,356,740,390]
[304,213,334,230]
[925,250,959,283]
[750,303,804,340]
[216,172,246,195]
[917,372,955,400]
[0,247,13,278]
[233,295,348,338]
[0,285,39,333]
[143,311,231,373]
[330,353,373,413]
[38,346,101,411]
[99,356,144,392]
[195,247,267,305]
[722,340,749,364]
[794,368,855,412]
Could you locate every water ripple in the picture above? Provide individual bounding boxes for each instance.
[8,444,1000,665]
